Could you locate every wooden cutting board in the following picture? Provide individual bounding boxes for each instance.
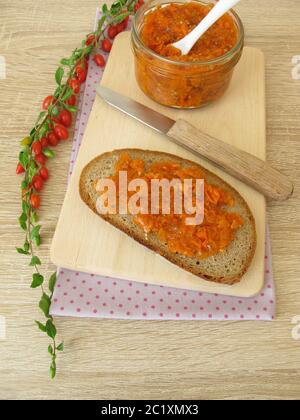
[51,32,266,298]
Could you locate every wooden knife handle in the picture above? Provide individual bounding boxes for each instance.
[167,119,293,201]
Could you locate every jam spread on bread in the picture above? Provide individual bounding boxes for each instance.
[99,153,243,259]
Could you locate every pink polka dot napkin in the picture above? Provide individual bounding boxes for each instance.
[50,11,276,321]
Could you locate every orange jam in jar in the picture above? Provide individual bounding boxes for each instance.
[132,0,244,108]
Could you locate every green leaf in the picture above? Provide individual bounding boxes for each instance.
[39,121,50,138]
[113,12,130,24]
[19,220,27,231]
[30,211,38,224]
[49,272,57,294]
[54,90,61,102]
[28,165,38,182]
[39,110,47,119]
[30,256,41,266]
[33,235,41,247]
[30,160,37,170]
[102,4,108,14]
[24,241,30,253]
[19,212,27,223]
[46,319,57,339]
[50,105,60,117]
[21,180,28,191]
[69,56,77,67]
[84,44,94,55]
[16,247,29,255]
[111,1,122,15]
[21,136,32,147]
[39,293,51,318]
[27,162,36,181]
[30,225,41,240]
[50,360,56,379]
[61,87,73,102]
[60,58,71,66]
[19,148,29,170]
[56,342,64,352]
[65,105,77,113]
[43,148,55,159]
[72,48,84,60]
[22,200,29,214]
[35,111,47,125]
[55,67,64,85]
[35,320,46,332]
[31,273,44,288]
[19,213,27,231]
[48,345,54,355]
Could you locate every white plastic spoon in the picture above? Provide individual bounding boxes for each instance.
[172,0,242,56]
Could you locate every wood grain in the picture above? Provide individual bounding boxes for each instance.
[168,119,294,201]
[0,0,300,401]
[51,38,265,298]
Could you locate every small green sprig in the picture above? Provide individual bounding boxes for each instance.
[16,0,141,379]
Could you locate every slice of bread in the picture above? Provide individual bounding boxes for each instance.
[79,149,257,285]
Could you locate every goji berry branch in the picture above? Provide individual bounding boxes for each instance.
[16,0,144,379]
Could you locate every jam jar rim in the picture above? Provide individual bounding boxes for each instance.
[132,0,245,67]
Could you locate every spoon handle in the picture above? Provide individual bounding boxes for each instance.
[173,0,242,55]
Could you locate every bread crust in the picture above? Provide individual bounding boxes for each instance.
[79,149,257,285]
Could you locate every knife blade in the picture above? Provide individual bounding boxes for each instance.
[97,85,175,134]
[97,85,293,201]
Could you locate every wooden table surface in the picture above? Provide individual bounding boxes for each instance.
[0,0,300,400]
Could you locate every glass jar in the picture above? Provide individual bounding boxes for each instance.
[131,0,244,109]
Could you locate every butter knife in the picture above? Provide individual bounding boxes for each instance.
[97,86,293,201]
